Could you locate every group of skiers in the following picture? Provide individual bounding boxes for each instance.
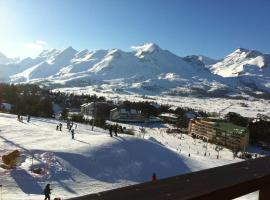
[56,123,63,131]
[109,125,118,137]
[17,114,31,122]
[108,124,125,137]
[55,120,78,140]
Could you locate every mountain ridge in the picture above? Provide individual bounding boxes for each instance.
[0,43,269,98]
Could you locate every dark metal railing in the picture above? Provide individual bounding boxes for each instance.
[67,157,270,200]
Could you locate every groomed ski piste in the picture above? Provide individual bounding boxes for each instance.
[0,112,261,199]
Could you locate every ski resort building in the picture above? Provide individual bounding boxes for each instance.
[188,118,249,151]
[110,108,144,122]
[159,113,179,124]
[81,102,108,116]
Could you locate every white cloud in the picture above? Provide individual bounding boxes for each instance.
[24,40,48,52]
[36,40,47,45]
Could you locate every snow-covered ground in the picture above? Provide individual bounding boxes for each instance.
[54,86,270,118]
[0,113,263,199]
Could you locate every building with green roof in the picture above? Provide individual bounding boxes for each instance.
[188,118,249,151]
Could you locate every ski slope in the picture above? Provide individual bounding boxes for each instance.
[0,113,259,199]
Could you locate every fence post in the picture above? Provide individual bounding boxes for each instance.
[259,186,270,200]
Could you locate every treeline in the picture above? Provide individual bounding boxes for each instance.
[53,91,106,108]
[0,84,53,117]
[249,120,270,144]
[0,84,107,118]
[225,112,270,144]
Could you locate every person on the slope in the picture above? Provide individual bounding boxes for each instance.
[43,183,52,200]
[71,129,75,139]
[152,172,157,182]
[114,125,118,137]
[59,123,62,131]
[109,125,113,137]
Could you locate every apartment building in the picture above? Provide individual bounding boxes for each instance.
[188,118,249,151]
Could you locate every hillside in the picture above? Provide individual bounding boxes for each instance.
[0,113,194,199]
[0,113,259,199]
[208,48,270,94]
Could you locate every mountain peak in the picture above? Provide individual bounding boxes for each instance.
[39,49,58,57]
[62,46,77,54]
[131,42,161,58]
[132,42,160,53]
[232,48,265,60]
[235,47,250,53]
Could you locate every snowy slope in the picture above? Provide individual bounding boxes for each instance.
[0,113,258,200]
[0,52,20,81]
[11,47,78,82]
[183,55,218,67]
[0,52,19,65]
[208,48,270,93]
[0,113,191,199]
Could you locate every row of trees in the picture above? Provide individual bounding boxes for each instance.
[224,112,270,144]
[0,84,53,117]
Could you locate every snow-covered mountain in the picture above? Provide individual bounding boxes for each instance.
[0,52,22,81]
[0,43,269,98]
[183,55,218,67]
[0,52,19,64]
[208,48,270,94]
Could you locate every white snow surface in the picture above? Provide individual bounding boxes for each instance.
[0,113,262,199]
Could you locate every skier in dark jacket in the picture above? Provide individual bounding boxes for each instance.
[59,123,62,131]
[43,184,52,200]
[27,115,31,122]
[114,125,118,137]
[71,129,75,139]
[109,126,113,137]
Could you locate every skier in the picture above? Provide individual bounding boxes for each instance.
[59,123,62,131]
[152,172,157,182]
[69,123,73,132]
[71,129,75,139]
[119,125,124,133]
[43,184,52,200]
[56,125,59,131]
[27,115,31,122]
[109,126,113,137]
[17,114,20,121]
[66,120,70,129]
[114,125,118,137]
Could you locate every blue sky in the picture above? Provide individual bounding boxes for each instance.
[0,0,269,59]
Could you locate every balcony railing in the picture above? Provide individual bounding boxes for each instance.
[67,156,270,200]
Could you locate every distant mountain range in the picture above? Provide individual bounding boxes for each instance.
[0,43,269,98]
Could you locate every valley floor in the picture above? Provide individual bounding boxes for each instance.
[54,87,270,118]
